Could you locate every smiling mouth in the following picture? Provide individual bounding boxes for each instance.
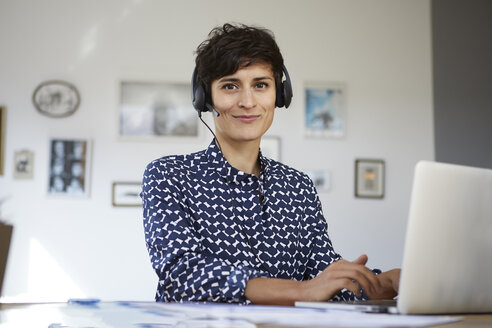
[233,115,260,123]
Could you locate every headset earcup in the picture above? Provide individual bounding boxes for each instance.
[192,66,208,115]
[282,80,293,108]
[193,84,206,112]
[275,82,285,108]
[275,65,293,108]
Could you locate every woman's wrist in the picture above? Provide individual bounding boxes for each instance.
[245,277,305,305]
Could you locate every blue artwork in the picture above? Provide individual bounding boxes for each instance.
[305,85,344,137]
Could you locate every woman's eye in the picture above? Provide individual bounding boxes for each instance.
[222,83,237,90]
[256,82,269,89]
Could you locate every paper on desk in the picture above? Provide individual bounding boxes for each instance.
[120,302,462,327]
[56,302,254,328]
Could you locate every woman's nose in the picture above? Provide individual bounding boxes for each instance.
[238,89,256,109]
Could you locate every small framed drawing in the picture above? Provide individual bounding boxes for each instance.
[48,139,91,197]
[119,81,198,139]
[304,82,346,138]
[260,136,281,161]
[112,182,142,207]
[0,106,5,175]
[355,159,385,199]
[14,150,34,179]
[32,80,80,118]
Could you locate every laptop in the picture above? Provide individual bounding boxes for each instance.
[296,161,492,314]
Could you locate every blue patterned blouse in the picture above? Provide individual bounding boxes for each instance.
[142,140,364,304]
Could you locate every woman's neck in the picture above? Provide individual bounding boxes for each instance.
[215,136,261,177]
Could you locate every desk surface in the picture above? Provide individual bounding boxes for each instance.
[1,302,491,328]
[261,316,492,328]
[261,315,492,328]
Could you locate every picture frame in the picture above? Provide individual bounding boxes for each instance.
[32,80,80,118]
[260,136,281,161]
[112,182,142,207]
[47,139,91,197]
[355,159,385,198]
[13,150,34,179]
[305,170,331,192]
[0,107,5,175]
[304,82,346,138]
[118,81,199,139]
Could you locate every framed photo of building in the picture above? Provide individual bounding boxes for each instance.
[47,139,91,197]
[118,81,199,139]
[0,106,6,175]
[304,82,346,138]
[112,182,142,207]
[13,150,34,179]
[355,159,385,198]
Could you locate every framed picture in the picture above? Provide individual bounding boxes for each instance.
[260,136,281,161]
[13,150,34,179]
[32,80,80,118]
[119,81,198,139]
[355,159,385,198]
[305,170,331,192]
[0,106,6,175]
[112,182,142,207]
[304,82,346,138]
[47,139,91,197]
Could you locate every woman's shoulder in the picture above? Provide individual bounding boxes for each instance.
[144,149,207,177]
[264,157,313,185]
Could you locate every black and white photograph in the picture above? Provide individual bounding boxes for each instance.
[32,80,80,118]
[119,81,198,138]
[112,182,142,207]
[355,159,385,198]
[48,139,90,196]
[13,150,34,179]
[305,82,345,138]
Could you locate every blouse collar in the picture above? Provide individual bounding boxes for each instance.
[204,139,270,185]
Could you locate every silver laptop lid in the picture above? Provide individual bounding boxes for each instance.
[398,161,492,314]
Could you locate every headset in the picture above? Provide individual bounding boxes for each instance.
[191,64,293,117]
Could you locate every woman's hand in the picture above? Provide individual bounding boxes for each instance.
[299,254,384,301]
[370,268,400,300]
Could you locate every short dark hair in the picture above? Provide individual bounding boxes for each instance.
[194,23,284,94]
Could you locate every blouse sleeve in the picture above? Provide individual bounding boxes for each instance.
[141,160,267,304]
[302,176,378,301]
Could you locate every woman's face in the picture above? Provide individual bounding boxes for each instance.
[210,62,276,145]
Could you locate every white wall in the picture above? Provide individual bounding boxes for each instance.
[0,0,433,301]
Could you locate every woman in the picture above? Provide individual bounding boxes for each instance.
[141,23,400,305]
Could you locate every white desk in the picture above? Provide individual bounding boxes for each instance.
[1,301,491,328]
